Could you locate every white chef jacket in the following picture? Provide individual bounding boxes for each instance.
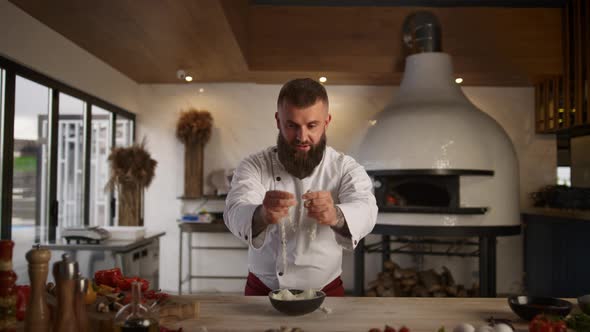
[223,145,377,291]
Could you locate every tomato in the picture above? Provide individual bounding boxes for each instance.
[529,314,567,332]
[552,320,567,332]
[384,325,396,332]
[399,327,410,332]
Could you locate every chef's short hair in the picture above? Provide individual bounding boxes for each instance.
[277,78,328,110]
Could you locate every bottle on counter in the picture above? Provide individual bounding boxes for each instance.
[114,281,159,332]
[24,244,51,332]
[52,253,79,332]
[0,240,17,332]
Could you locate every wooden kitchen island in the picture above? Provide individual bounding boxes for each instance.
[156,296,534,332]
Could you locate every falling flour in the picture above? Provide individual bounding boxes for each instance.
[279,215,288,275]
[303,190,317,242]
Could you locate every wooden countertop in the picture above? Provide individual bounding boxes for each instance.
[17,295,578,332]
[160,296,541,332]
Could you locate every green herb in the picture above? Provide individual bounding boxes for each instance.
[566,313,590,332]
[437,327,446,332]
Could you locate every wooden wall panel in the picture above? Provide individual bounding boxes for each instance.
[537,0,589,133]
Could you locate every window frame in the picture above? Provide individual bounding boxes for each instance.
[0,54,136,241]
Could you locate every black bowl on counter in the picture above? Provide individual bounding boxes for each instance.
[268,289,326,316]
[508,295,573,321]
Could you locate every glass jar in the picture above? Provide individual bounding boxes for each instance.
[113,281,159,332]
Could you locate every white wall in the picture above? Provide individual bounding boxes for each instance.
[137,83,556,295]
[0,1,139,112]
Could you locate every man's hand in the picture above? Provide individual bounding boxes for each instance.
[302,191,337,226]
[261,190,296,225]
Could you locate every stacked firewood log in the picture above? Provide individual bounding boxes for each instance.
[365,260,479,297]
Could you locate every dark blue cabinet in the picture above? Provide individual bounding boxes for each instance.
[523,212,590,298]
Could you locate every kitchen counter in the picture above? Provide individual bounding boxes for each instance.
[40,231,165,252]
[39,232,165,289]
[154,296,541,332]
[17,295,580,332]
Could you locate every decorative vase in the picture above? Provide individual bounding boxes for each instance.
[118,181,143,226]
[184,141,204,198]
[175,109,212,198]
[106,138,156,227]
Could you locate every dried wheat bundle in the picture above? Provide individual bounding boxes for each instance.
[176,109,213,145]
[106,138,158,191]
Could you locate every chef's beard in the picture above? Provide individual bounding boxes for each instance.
[277,132,326,179]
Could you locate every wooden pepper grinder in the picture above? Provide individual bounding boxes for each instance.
[74,273,89,332]
[52,253,79,332]
[0,240,17,332]
[24,245,51,332]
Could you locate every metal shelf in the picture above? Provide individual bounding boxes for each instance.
[379,206,488,214]
[368,169,494,176]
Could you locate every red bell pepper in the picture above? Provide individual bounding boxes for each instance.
[16,285,30,321]
[116,276,149,292]
[94,267,123,287]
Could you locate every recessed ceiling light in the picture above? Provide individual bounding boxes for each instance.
[185,75,193,82]
[319,76,327,83]
[199,88,204,93]
[455,78,463,84]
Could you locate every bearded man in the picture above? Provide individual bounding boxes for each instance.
[224,78,377,296]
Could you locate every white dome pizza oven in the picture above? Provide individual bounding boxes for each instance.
[356,13,519,228]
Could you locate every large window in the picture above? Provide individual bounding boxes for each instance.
[90,106,113,227]
[55,93,86,231]
[0,55,135,283]
[12,76,50,281]
[116,113,134,148]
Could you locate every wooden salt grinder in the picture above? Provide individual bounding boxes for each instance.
[74,273,89,332]
[24,245,51,332]
[52,253,78,332]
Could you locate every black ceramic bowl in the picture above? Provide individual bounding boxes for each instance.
[268,289,326,316]
[508,295,573,321]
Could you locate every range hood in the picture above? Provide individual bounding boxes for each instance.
[355,12,519,227]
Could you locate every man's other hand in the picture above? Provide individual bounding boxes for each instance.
[302,191,337,226]
[262,190,296,225]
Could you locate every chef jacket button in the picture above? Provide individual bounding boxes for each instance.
[239,231,241,236]
[276,176,281,181]
[278,272,284,276]
[245,235,249,240]
[354,240,358,245]
[274,148,278,153]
